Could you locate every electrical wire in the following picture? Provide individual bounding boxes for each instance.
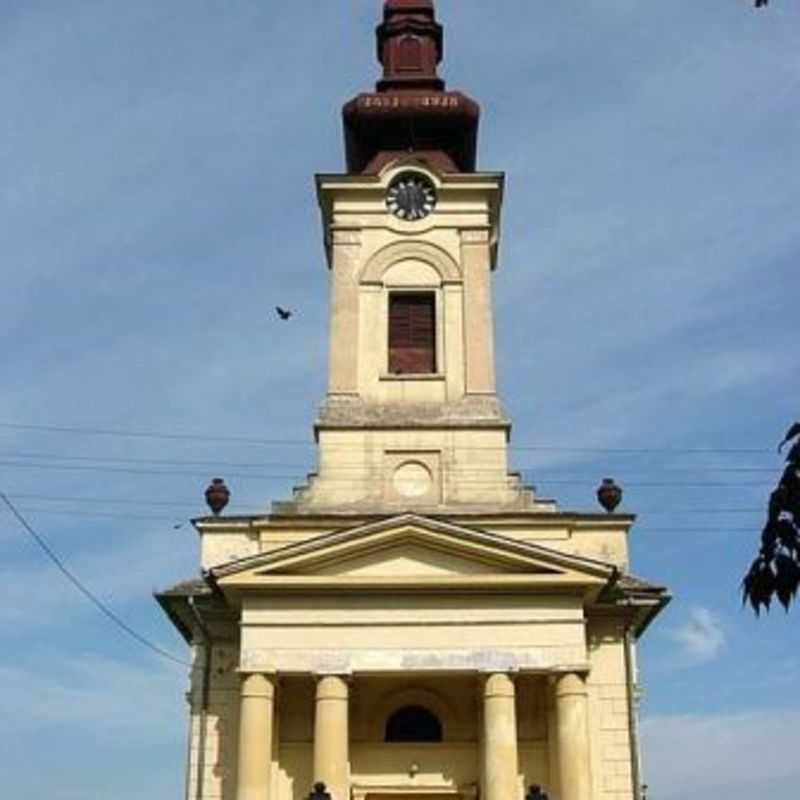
[0,499,765,521]
[0,460,280,480]
[0,450,783,473]
[7,493,201,509]
[0,421,303,446]
[0,492,189,668]
[0,460,777,488]
[0,420,777,455]
[636,528,757,533]
[0,491,767,509]
[6,507,185,521]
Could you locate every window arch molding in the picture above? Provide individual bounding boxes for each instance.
[360,241,460,286]
[369,686,461,742]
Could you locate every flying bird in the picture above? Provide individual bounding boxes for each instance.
[755,0,768,7]
[778,422,800,452]
[276,306,293,320]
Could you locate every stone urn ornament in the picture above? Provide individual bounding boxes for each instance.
[596,478,622,513]
[205,478,230,516]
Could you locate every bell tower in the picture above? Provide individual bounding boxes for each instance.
[284,0,544,514]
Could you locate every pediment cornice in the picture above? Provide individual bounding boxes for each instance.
[213,513,616,593]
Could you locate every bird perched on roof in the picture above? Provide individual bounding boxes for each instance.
[275,306,293,320]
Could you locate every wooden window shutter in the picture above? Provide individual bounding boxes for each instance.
[389,293,436,374]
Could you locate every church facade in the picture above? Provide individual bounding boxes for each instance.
[157,4,669,800]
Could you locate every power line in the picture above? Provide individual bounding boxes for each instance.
[0,460,777,487]
[537,480,772,488]
[635,508,761,515]
[0,507,764,529]
[0,492,189,668]
[4,451,297,469]
[0,499,764,520]
[0,460,280,480]
[7,493,200,509]
[0,421,305,446]
[0,491,767,509]
[6,507,185,522]
[1,450,783,474]
[0,421,777,455]
[638,523,756,533]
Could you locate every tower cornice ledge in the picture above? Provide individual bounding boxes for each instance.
[315,395,511,433]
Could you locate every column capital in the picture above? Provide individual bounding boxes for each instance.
[238,672,276,700]
[314,674,351,701]
[482,672,516,698]
[554,672,588,700]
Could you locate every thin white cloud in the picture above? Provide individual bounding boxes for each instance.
[666,606,727,665]
[0,653,185,734]
[642,709,800,800]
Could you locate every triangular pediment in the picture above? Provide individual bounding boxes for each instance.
[306,541,516,577]
[214,514,615,592]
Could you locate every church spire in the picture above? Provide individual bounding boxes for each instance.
[342,0,480,175]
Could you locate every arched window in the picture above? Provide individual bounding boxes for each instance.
[385,705,443,742]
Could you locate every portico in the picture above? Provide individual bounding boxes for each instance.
[232,669,592,800]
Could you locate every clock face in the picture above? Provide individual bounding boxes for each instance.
[386,174,437,221]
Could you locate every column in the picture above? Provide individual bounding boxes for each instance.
[545,679,561,800]
[236,673,276,800]
[554,673,592,800]
[482,673,519,800]
[313,675,350,800]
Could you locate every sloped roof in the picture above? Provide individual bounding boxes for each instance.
[157,513,670,642]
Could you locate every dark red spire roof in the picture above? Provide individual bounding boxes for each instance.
[342,0,480,175]
[376,0,444,92]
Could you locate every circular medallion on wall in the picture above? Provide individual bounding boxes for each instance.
[392,461,433,498]
[386,173,437,221]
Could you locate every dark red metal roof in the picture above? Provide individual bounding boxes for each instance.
[342,0,480,174]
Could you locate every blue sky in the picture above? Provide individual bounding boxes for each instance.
[1,1,798,798]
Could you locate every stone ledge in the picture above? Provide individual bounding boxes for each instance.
[315,395,511,431]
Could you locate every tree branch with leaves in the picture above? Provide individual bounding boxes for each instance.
[742,423,800,614]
